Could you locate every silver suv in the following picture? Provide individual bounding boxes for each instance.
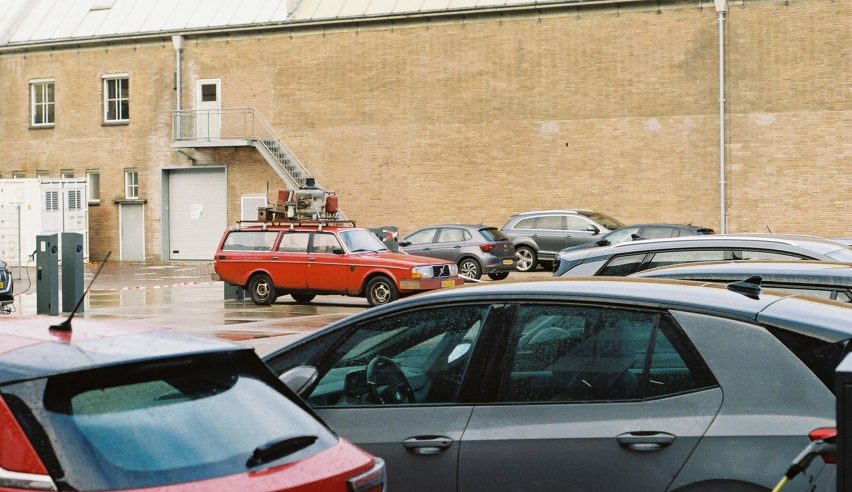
[501,210,623,272]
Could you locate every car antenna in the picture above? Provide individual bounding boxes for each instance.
[766,225,773,233]
[480,217,486,225]
[50,251,111,333]
[726,275,762,299]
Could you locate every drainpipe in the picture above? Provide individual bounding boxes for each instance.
[171,35,183,111]
[714,0,728,233]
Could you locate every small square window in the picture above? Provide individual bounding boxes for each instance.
[87,171,101,203]
[36,170,51,179]
[201,83,218,102]
[31,80,55,127]
[125,170,139,199]
[103,76,129,122]
[12,172,27,179]
[61,169,74,179]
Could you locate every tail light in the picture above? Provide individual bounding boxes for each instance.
[809,427,837,464]
[348,457,386,492]
[479,243,495,253]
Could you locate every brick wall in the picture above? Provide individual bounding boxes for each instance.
[1,0,849,260]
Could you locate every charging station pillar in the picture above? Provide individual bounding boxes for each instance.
[61,233,85,313]
[35,234,59,315]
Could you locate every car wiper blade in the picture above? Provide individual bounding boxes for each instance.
[246,435,318,468]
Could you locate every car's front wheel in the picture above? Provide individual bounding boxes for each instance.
[487,271,510,281]
[366,276,399,306]
[458,258,482,280]
[291,293,316,303]
[248,273,276,305]
[514,246,538,272]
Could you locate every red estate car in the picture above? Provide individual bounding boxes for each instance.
[0,318,385,492]
[213,223,464,306]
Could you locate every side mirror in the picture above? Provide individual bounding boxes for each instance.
[399,241,411,247]
[596,239,610,246]
[630,234,646,241]
[280,365,319,396]
[332,248,345,255]
[586,225,600,234]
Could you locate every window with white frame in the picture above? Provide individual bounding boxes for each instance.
[125,170,139,199]
[61,169,74,178]
[67,190,82,210]
[87,170,101,203]
[103,75,129,122]
[36,170,51,179]
[44,190,59,211]
[31,79,55,127]
[12,172,27,179]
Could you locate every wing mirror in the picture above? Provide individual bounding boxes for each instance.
[596,239,610,246]
[399,241,411,247]
[586,225,600,234]
[280,365,319,396]
[332,248,345,255]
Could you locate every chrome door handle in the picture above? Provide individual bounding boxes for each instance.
[531,234,539,238]
[616,432,675,452]
[271,256,279,260]
[402,436,453,455]
[453,245,462,248]
[308,257,316,261]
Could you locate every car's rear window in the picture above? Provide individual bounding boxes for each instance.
[17,352,336,490]
[479,227,509,242]
[764,326,850,393]
[582,212,624,230]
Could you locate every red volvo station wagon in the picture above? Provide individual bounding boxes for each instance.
[213,223,463,306]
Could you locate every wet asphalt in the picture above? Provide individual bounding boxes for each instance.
[3,261,551,356]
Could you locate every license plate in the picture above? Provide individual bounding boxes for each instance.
[502,259,514,265]
[441,280,455,288]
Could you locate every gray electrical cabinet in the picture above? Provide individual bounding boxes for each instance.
[36,234,59,315]
[224,282,246,301]
[61,232,85,313]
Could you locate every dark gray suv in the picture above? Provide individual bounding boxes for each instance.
[501,210,623,272]
[554,234,852,277]
[400,225,515,280]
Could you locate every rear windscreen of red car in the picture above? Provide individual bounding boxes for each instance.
[479,228,510,242]
[10,353,336,490]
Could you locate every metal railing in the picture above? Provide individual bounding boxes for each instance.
[171,108,311,188]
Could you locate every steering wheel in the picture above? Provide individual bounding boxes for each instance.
[365,356,415,404]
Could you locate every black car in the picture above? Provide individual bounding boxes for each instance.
[554,234,852,277]
[632,260,852,302]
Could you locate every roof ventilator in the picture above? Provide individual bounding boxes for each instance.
[726,275,762,299]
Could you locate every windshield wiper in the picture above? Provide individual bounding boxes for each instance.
[246,435,318,468]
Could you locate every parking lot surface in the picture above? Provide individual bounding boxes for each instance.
[5,261,551,356]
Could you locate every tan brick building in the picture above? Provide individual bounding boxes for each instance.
[1,0,849,262]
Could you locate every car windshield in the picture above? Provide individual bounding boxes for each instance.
[827,248,852,262]
[21,352,335,490]
[601,227,641,245]
[340,229,389,253]
[479,227,509,241]
[583,212,624,230]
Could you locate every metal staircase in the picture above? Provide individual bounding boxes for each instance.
[171,108,311,191]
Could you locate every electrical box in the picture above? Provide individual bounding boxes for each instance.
[836,352,852,491]
[35,234,59,315]
[61,232,85,313]
[224,282,246,301]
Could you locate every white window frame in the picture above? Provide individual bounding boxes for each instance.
[125,170,139,199]
[87,170,101,204]
[30,79,55,127]
[103,74,129,123]
[60,169,74,179]
[12,172,27,179]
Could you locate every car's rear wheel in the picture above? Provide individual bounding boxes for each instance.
[487,271,510,281]
[248,273,276,305]
[458,258,482,280]
[291,293,316,303]
[514,246,538,272]
[366,276,399,306]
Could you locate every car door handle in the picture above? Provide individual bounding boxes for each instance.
[564,235,572,238]
[453,245,462,249]
[307,257,316,261]
[271,256,279,260]
[531,234,539,238]
[616,432,676,452]
[423,248,431,251]
[402,436,453,455]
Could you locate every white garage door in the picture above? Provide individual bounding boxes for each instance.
[168,168,226,260]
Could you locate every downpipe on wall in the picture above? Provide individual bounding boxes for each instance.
[714,0,728,233]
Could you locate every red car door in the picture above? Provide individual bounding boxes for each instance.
[306,232,349,293]
[270,232,310,290]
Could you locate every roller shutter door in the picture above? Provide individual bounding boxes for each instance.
[168,168,226,260]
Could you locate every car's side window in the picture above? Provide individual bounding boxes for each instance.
[277,232,310,253]
[221,231,279,251]
[499,305,714,403]
[597,253,647,276]
[309,233,342,254]
[535,215,565,230]
[406,228,437,245]
[735,250,805,261]
[514,217,537,229]
[641,249,729,271]
[837,291,852,303]
[437,228,467,243]
[306,305,492,407]
[564,216,591,232]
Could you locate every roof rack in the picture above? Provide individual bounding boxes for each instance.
[235,218,357,229]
